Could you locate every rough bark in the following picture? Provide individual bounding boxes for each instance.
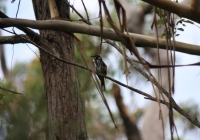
[32,0,87,139]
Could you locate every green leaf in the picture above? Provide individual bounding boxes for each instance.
[0,93,5,99]
[183,20,194,24]
[177,28,184,31]
[176,19,184,25]
[156,19,165,25]
[161,32,166,38]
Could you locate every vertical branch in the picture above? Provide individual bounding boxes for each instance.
[0,45,9,79]
[81,0,90,23]
[0,30,8,79]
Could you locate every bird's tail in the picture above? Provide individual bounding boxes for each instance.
[101,79,106,91]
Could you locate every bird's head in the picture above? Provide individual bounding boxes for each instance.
[90,55,102,60]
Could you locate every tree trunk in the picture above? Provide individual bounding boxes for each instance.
[32,0,87,139]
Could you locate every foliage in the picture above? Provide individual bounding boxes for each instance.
[0,59,46,140]
[155,8,196,38]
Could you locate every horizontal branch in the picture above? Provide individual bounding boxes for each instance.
[0,34,30,44]
[0,11,40,43]
[0,18,200,55]
[141,0,200,24]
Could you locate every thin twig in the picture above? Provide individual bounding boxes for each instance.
[15,0,21,18]
[81,0,90,23]
[69,4,92,25]
[0,86,22,95]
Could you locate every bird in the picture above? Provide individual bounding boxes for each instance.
[91,55,107,91]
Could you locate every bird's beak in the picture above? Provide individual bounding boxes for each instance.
[90,55,95,58]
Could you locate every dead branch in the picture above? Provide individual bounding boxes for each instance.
[0,11,40,43]
[0,34,30,44]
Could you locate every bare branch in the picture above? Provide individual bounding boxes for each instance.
[0,18,200,55]
[0,34,30,44]
[0,11,40,43]
[141,0,200,24]
[0,86,22,95]
[81,0,90,23]
[69,4,91,25]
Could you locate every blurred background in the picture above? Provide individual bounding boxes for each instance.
[0,0,200,139]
